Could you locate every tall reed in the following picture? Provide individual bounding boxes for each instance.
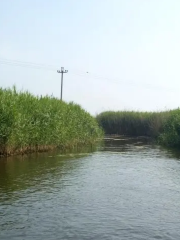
[0,87,103,156]
[158,109,180,147]
[97,109,180,147]
[96,110,171,137]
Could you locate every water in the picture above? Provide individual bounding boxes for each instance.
[1,137,180,240]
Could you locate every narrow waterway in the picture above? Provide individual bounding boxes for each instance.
[1,137,180,240]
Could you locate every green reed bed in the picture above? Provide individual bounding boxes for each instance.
[158,109,180,147]
[0,87,103,156]
[96,110,180,147]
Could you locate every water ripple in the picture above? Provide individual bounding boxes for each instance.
[1,138,180,239]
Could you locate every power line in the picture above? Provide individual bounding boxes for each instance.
[0,57,58,69]
[0,57,177,93]
[0,58,150,85]
[0,59,56,71]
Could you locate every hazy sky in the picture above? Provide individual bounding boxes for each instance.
[1,0,180,114]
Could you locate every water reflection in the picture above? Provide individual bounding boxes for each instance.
[0,145,97,201]
[102,136,180,160]
[101,136,154,153]
[1,137,180,240]
[1,138,180,198]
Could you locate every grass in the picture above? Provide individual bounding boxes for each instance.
[158,109,180,147]
[96,109,180,147]
[0,87,103,156]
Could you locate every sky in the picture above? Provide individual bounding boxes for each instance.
[1,0,180,115]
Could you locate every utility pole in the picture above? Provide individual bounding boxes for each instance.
[57,67,68,100]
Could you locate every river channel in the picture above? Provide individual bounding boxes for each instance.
[0,137,180,240]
